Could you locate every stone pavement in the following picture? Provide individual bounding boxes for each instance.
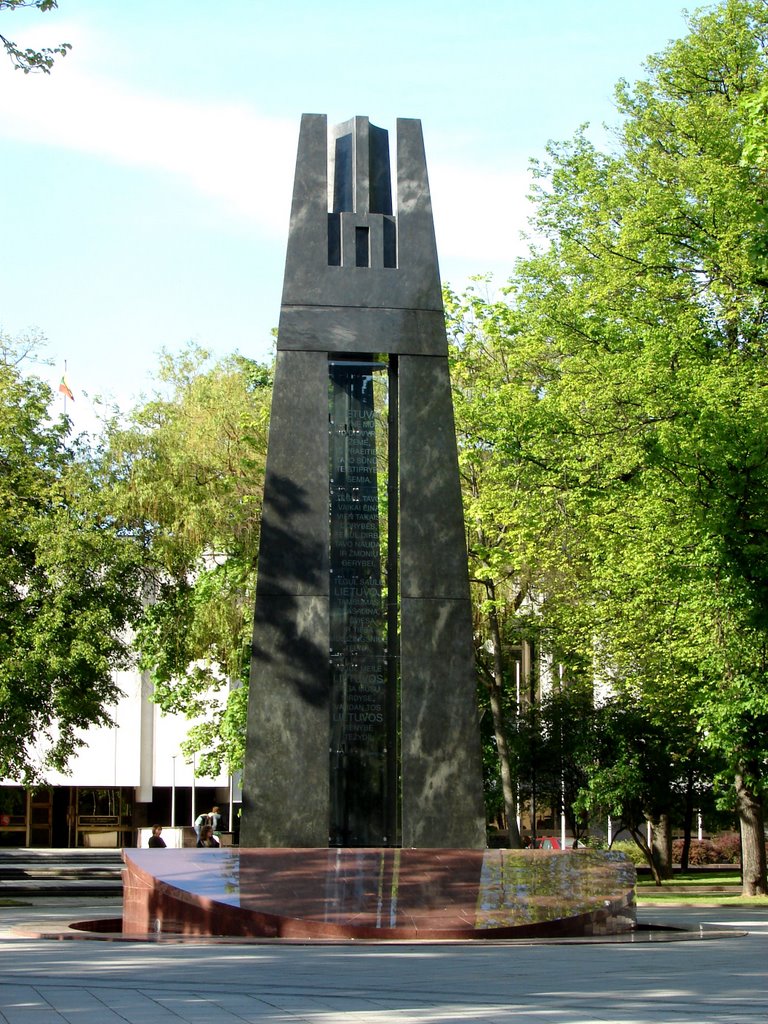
[0,898,767,1023]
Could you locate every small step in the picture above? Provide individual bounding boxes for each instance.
[1,881,122,897]
[0,849,124,898]
[0,848,124,859]
[1,866,120,878]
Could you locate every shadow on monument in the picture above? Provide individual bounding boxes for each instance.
[251,471,327,705]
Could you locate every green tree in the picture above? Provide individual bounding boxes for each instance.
[450,0,768,893]
[573,694,708,883]
[447,279,628,849]
[526,0,768,893]
[447,282,552,848]
[0,1,70,73]
[103,346,272,777]
[0,337,143,781]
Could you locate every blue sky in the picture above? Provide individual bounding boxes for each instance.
[0,0,694,433]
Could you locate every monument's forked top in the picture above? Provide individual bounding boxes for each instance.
[278,114,447,355]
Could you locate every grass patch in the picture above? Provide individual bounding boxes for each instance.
[0,899,31,907]
[636,872,741,887]
[636,892,768,906]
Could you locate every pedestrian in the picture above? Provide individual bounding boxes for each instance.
[196,825,219,848]
[147,825,166,848]
[195,806,222,841]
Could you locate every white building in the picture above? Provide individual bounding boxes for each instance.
[0,667,240,848]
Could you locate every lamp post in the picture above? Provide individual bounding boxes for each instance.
[559,664,566,848]
[228,774,234,842]
[171,755,177,827]
[190,753,196,827]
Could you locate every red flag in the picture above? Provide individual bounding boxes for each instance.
[58,375,74,402]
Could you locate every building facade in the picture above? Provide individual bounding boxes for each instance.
[0,667,239,848]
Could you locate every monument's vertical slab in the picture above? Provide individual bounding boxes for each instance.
[241,114,485,849]
[328,360,392,846]
[399,354,485,848]
[242,350,330,847]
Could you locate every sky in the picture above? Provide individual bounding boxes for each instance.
[0,0,696,434]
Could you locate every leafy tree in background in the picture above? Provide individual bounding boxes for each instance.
[0,1,70,73]
[572,696,708,883]
[0,335,143,781]
[448,298,526,847]
[533,0,768,894]
[102,346,272,778]
[451,0,768,893]
[447,281,596,848]
[508,684,594,845]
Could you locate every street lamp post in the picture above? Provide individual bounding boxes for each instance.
[171,755,176,827]
[190,753,196,827]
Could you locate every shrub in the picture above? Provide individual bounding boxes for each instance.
[672,839,718,865]
[671,833,742,866]
[712,832,741,865]
[609,840,647,866]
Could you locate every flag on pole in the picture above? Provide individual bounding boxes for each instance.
[58,374,74,402]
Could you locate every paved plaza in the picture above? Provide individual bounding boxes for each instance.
[0,900,767,1023]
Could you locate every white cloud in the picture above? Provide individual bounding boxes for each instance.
[0,60,297,233]
[429,161,535,271]
[0,53,534,276]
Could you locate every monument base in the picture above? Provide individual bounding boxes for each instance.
[122,847,635,940]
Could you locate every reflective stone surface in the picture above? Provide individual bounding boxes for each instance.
[328,361,394,846]
[123,848,636,940]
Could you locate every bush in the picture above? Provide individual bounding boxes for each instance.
[609,839,647,866]
[672,839,718,865]
[713,833,741,864]
[671,833,742,866]
[594,832,751,867]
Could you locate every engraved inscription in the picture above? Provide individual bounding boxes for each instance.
[328,360,390,846]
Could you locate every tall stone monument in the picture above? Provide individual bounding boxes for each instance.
[241,114,485,849]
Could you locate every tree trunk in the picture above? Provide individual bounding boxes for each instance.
[648,812,673,881]
[486,584,522,849]
[629,825,663,885]
[735,770,767,896]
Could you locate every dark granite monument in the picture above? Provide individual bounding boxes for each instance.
[241,115,485,849]
[112,114,637,945]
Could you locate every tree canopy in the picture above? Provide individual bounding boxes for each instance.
[0,337,143,781]
[0,1,70,73]
[101,346,272,778]
[449,0,768,891]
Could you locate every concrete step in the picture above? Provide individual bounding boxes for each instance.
[2,865,120,878]
[0,849,123,898]
[0,848,122,859]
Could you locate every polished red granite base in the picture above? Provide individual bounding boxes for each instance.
[122,848,635,940]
